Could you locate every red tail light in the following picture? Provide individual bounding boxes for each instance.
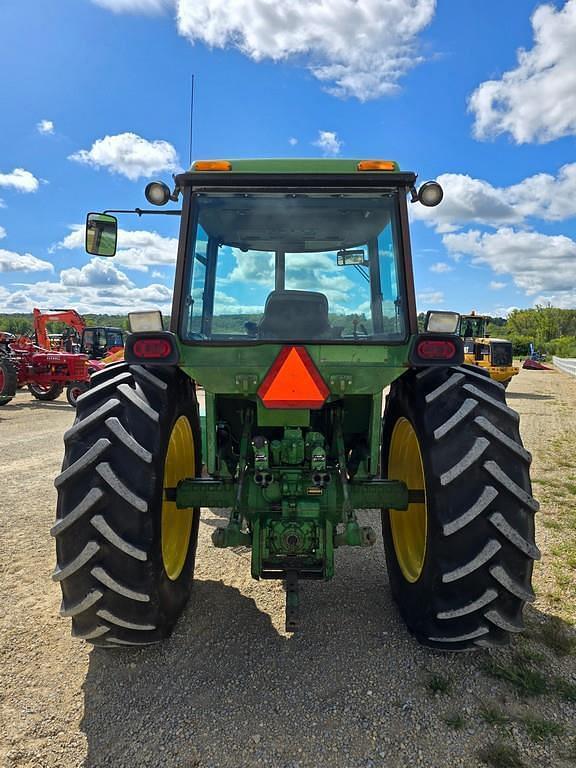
[416,339,456,360]
[125,331,178,365]
[133,338,172,358]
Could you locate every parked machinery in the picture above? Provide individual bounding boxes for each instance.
[32,308,124,359]
[53,158,538,651]
[0,310,126,406]
[0,336,91,406]
[459,313,518,388]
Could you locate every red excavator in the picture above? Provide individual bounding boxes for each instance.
[32,308,125,359]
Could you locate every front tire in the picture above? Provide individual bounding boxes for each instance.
[381,365,539,651]
[52,363,201,647]
[28,382,64,401]
[66,381,90,407]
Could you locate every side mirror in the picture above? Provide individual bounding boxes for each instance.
[85,212,118,257]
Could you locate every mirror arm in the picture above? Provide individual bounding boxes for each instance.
[102,208,182,216]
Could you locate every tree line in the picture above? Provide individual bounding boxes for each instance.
[2,306,575,357]
[0,313,131,335]
[416,306,576,357]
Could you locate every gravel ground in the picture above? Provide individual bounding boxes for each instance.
[1,368,575,768]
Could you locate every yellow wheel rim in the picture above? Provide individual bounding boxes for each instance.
[388,417,427,583]
[161,415,195,580]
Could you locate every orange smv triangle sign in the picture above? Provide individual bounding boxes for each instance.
[258,346,330,409]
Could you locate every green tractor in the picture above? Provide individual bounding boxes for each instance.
[52,158,538,650]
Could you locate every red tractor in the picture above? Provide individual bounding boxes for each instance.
[0,336,92,407]
[0,309,125,407]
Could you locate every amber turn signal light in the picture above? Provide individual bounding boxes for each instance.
[192,160,232,172]
[357,160,397,171]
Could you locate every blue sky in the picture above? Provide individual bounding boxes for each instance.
[0,0,575,316]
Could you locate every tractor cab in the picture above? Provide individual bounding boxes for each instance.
[181,187,407,344]
[80,326,124,359]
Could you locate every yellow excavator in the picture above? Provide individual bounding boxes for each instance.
[459,312,518,388]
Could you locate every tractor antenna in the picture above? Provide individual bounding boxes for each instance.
[188,74,195,168]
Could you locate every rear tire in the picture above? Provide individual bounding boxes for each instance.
[0,357,17,405]
[52,363,202,647]
[381,364,538,651]
[28,382,64,401]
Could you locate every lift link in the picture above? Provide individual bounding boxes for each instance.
[333,407,376,548]
[212,412,253,548]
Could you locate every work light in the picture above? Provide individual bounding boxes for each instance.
[418,181,444,207]
[145,181,171,206]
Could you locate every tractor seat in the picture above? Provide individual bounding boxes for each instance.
[258,290,332,339]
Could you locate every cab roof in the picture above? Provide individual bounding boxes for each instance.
[186,158,401,174]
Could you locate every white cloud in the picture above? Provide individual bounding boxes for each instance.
[212,290,264,315]
[56,224,178,270]
[506,163,576,221]
[288,137,298,146]
[489,281,507,291]
[55,225,84,252]
[0,226,6,240]
[175,0,435,101]
[469,0,576,143]
[0,168,40,193]
[69,132,179,181]
[114,230,179,270]
[60,258,133,288]
[417,290,444,306]
[0,248,53,273]
[412,163,576,233]
[532,290,576,309]
[443,227,576,302]
[92,0,437,100]
[226,247,355,305]
[313,130,343,156]
[429,261,453,273]
[227,249,274,285]
[37,119,54,135]
[92,0,173,11]
[1,257,173,314]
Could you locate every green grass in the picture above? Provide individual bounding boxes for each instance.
[537,617,575,656]
[513,648,545,665]
[553,677,576,702]
[477,742,526,768]
[482,654,548,697]
[520,716,563,742]
[443,712,466,729]
[540,518,562,530]
[427,673,450,694]
[479,704,509,726]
